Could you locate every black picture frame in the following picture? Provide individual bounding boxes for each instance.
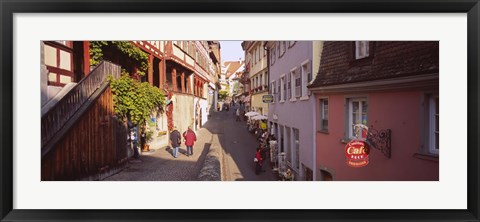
[1,0,479,221]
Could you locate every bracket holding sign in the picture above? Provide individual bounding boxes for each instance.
[366,126,392,158]
[353,124,391,159]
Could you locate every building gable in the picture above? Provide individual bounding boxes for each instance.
[309,41,439,88]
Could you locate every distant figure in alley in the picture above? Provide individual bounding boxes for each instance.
[236,108,241,122]
[183,126,197,157]
[170,126,181,158]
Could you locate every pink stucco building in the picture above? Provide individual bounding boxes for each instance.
[308,41,439,181]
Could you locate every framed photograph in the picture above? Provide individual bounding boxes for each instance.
[1,0,479,221]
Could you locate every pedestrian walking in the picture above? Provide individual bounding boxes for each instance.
[140,125,147,152]
[128,118,140,159]
[170,126,181,158]
[131,126,140,159]
[236,108,241,122]
[183,126,197,157]
[254,147,263,175]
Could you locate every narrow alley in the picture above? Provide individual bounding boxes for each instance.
[103,108,277,181]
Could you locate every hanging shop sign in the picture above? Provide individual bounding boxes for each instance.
[345,139,370,167]
[262,94,274,103]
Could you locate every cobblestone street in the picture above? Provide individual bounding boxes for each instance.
[103,109,277,181]
[103,127,212,181]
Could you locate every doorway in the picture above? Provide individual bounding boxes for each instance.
[320,169,333,181]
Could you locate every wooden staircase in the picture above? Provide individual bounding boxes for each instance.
[41,61,127,180]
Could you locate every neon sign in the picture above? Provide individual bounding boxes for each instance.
[345,140,370,167]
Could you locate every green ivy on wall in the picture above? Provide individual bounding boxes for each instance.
[90,41,149,76]
[218,90,229,101]
[108,74,165,125]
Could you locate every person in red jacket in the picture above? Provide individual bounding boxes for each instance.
[183,126,197,157]
[255,147,263,175]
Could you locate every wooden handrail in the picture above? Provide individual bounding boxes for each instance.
[41,61,121,150]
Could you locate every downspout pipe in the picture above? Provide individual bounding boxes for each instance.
[263,42,271,131]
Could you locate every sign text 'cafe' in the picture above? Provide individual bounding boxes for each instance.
[345,139,370,167]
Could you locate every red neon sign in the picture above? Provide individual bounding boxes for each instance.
[345,140,370,167]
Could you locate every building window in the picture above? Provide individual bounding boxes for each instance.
[55,41,69,46]
[319,98,328,131]
[320,169,333,181]
[271,81,275,95]
[259,73,263,88]
[279,125,284,153]
[277,80,281,102]
[289,41,296,48]
[275,80,281,102]
[189,42,193,56]
[277,42,281,58]
[301,60,311,98]
[271,81,277,103]
[184,41,188,52]
[273,123,278,140]
[295,68,301,98]
[257,46,261,62]
[281,76,286,102]
[347,98,368,139]
[285,126,291,166]
[287,71,291,99]
[271,47,276,65]
[264,71,268,87]
[293,128,300,170]
[355,41,370,59]
[279,41,287,57]
[428,94,439,154]
[44,41,74,86]
[303,165,313,181]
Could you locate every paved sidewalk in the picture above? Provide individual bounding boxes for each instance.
[103,127,216,181]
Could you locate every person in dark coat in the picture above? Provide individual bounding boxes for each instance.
[128,119,140,159]
[170,126,181,158]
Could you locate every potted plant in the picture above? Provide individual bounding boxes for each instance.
[142,128,154,152]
